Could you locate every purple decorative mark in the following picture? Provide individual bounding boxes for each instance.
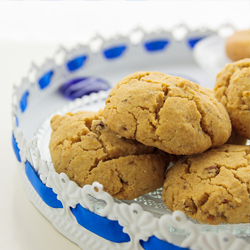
[60,77,110,100]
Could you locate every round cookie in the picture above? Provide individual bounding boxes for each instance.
[162,144,250,225]
[103,71,231,155]
[201,87,247,145]
[225,29,250,61]
[214,59,250,139]
[49,110,170,200]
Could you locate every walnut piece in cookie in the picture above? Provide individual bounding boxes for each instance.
[162,144,250,225]
[103,71,231,155]
[214,59,250,139]
[49,110,170,200]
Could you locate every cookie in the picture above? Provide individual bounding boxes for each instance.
[214,59,250,139]
[201,87,247,145]
[49,110,170,200]
[225,29,250,61]
[103,71,231,155]
[162,144,250,225]
[200,87,214,97]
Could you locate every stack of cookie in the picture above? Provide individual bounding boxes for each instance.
[49,58,250,225]
[49,110,170,200]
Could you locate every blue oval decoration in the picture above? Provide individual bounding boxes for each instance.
[38,70,54,89]
[60,77,110,100]
[12,133,21,162]
[103,45,126,59]
[25,161,63,208]
[66,55,88,72]
[71,204,130,243]
[187,36,206,49]
[20,90,29,112]
[144,39,169,52]
[140,236,189,250]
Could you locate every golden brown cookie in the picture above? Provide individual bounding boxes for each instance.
[49,110,170,200]
[200,87,214,97]
[200,87,247,145]
[225,30,250,61]
[162,144,250,225]
[214,59,250,139]
[103,71,231,155]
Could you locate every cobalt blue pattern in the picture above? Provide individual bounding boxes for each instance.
[144,39,169,51]
[60,77,110,100]
[67,55,87,71]
[140,236,189,250]
[12,133,21,162]
[187,36,206,49]
[20,90,29,112]
[15,115,19,127]
[25,161,63,208]
[38,70,54,89]
[103,45,126,59]
[71,204,130,243]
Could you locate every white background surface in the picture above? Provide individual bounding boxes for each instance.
[0,1,250,250]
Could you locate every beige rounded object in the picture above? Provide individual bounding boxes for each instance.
[215,59,250,139]
[225,30,250,61]
[201,86,214,97]
[198,88,247,145]
[162,144,250,225]
[103,71,231,155]
[49,110,170,200]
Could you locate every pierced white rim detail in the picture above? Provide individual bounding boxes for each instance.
[11,25,250,250]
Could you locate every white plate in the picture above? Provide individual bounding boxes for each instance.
[12,28,250,250]
[193,35,232,76]
[36,91,250,238]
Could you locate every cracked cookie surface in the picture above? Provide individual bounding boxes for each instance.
[49,110,170,200]
[201,87,247,145]
[103,71,231,155]
[162,144,250,225]
[214,59,250,139]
